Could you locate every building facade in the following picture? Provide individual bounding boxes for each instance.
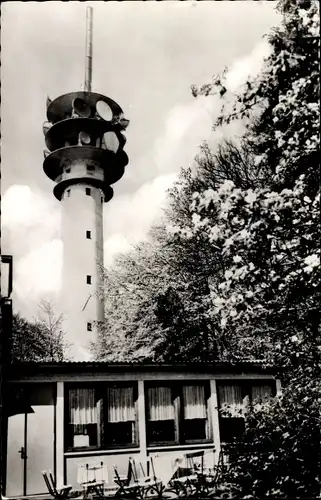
[5,362,280,497]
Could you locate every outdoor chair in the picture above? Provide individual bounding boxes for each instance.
[130,458,164,499]
[78,461,116,499]
[113,461,143,498]
[205,450,230,497]
[42,470,75,499]
[184,450,210,496]
[166,454,198,498]
[149,454,181,499]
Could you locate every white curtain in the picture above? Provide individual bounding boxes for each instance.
[218,385,245,417]
[69,388,97,434]
[107,386,135,422]
[183,385,207,419]
[252,385,272,402]
[148,387,175,421]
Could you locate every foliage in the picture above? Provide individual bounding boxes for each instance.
[11,300,70,362]
[93,138,263,363]
[178,0,320,370]
[94,2,320,492]
[221,369,320,498]
[182,0,320,497]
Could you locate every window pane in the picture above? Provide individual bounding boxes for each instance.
[107,387,135,422]
[147,387,175,444]
[148,387,174,421]
[183,385,206,419]
[182,385,207,441]
[69,388,98,448]
[105,422,134,446]
[251,384,273,402]
[105,386,136,446]
[219,418,245,443]
[147,420,175,444]
[218,384,245,417]
[182,419,207,441]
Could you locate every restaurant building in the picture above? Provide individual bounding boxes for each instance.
[4,361,280,497]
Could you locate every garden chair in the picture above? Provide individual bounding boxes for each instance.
[78,461,113,499]
[184,450,210,496]
[148,454,180,498]
[166,454,198,497]
[42,470,76,499]
[113,460,143,498]
[130,457,164,498]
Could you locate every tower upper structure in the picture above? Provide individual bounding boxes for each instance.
[42,7,129,359]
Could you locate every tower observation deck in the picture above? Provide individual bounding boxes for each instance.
[42,7,129,359]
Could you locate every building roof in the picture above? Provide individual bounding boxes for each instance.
[6,360,278,381]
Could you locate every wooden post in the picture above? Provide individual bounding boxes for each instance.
[210,379,221,465]
[138,381,147,460]
[56,382,64,488]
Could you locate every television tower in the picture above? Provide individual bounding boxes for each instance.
[43,7,129,360]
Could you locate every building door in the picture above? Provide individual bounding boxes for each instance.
[26,384,55,495]
[6,383,56,497]
[6,412,26,497]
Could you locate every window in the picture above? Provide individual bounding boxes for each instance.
[146,382,210,446]
[87,322,92,331]
[182,385,208,441]
[67,189,71,197]
[105,386,136,446]
[86,188,91,196]
[217,384,246,443]
[86,275,92,285]
[87,165,95,174]
[217,381,275,443]
[67,387,98,448]
[86,231,91,239]
[147,386,175,444]
[65,167,71,173]
[66,383,138,451]
[101,196,104,203]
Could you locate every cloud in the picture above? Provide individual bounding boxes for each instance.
[15,239,63,298]
[153,94,219,176]
[2,185,62,312]
[2,184,61,240]
[225,40,271,92]
[104,173,177,265]
[2,174,177,305]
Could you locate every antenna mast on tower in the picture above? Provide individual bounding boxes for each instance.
[84,6,93,92]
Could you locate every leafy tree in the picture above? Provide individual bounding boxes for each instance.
[178,0,320,496]
[184,0,320,369]
[11,300,70,362]
[92,235,170,361]
[93,137,263,363]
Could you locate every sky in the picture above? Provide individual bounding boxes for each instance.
[1,1,281,322]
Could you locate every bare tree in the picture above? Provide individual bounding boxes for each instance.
[33,299,71,362]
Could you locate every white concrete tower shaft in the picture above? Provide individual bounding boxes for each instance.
[61,162,105,359]
[43,7,129,360]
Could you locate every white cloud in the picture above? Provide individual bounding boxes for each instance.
[2,184,61,240]
[2,185,62,308]
[226,40,271,92]
[15,239,63,299]
[104,173,177,265]
[153,95,218,176]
